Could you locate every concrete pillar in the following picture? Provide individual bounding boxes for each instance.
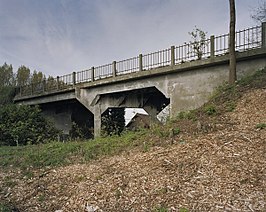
[139,54,143,71]
[91,67,95,82]
[73,72,76,85]
[210,35,215,58]
[262,22,266,48]
[112,61,117,77]
[94,106,102,138]
[56,76,60,90]
[144,105,158,124]
[171,46,175,66]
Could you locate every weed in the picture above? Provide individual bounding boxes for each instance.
[3,178,17,188]
[0,202,18,212]
[204,104,216,115]
[38,194,45,202]
[225,101,236,112]
[173,128,181,135]
[154,206,168,212]
[179,208,189,212]
[256,123,266,129]
[176,111,196,120]
[157,187,167,194]
[143,142,150,152]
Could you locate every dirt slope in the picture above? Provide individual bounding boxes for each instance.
[0,88,265,211]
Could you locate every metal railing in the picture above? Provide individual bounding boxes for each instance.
[17,23,265,97]
[142,48,171,70]
[76,69,92,83]
[116,56,139,75]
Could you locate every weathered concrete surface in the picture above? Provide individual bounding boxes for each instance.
[14,48,266,137]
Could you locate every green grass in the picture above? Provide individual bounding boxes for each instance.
[256,123,266,129]
[0,67,265,173]
[0,130,148,170]
[0,202,16,212]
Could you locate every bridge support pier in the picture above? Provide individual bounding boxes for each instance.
[93,106,102,138]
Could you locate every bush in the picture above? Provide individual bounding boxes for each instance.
[0,104,59,146]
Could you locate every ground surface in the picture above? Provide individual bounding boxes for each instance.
[0,87,265,211]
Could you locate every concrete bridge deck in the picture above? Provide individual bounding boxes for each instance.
[14,23,266,137]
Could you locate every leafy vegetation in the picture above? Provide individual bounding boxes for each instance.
[0,104,59,146]
[0,130,148,169]
[0,67,265,172]
[102,108,125,136]
[256,123,266,129]
[188,26,208,60]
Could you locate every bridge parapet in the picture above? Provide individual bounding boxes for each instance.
[16,23,265,98]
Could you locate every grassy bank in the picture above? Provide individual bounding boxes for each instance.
[0,130,148,170]
[0,67,265,172]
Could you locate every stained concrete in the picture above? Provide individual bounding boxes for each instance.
[14,48,266,137]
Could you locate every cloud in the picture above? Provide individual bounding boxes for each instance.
[0,0,260,77]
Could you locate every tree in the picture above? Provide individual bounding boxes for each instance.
[0,63,15,105]
[102,108,125,136]
[229,0,237,84]
[188,26,208,60]
[17,65,30,86]
[0,63,14,87]
[31,70,45,84]
[251,1,266,23]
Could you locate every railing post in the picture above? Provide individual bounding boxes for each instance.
[56,76,60,90]
[210,35,215,58]
[139,54,143,71]
[112,61,117,77]
[73,72,76,85]
[171,46,175,66]
[91,67,95,82]
[262,22,266,48]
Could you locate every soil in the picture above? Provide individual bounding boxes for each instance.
[0,88,265,212]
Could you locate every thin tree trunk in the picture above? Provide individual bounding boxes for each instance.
[229,0,236,84]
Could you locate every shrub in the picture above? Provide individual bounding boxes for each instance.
[0,104,59,146]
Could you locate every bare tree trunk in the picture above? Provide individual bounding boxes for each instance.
[229,0,236,84]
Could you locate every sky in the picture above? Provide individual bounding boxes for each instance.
[0,0,263,77]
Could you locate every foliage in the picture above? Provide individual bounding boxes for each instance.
[176,110,197,121]
[256,123,266,129]
[0,63,16,105]
[0,202,13,212]
[0,104,59,146]
[31,70,45,86]
[154,206,168,212]
[0,86,16,105]
[204,104,217,115]
[102,108,125,136]
[0,63,14,87]
[179,208,189,212]
[0,130,147,169]
[16,65,31,86]
[69,122,93,140]
[188,26,208,60]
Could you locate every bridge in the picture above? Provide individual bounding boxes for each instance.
[14,23,266,137]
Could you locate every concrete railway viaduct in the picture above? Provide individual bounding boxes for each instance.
[14,23,266,137]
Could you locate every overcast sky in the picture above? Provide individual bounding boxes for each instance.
[0,0,262,77]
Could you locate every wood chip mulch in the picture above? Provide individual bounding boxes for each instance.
[0,89,265,211]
